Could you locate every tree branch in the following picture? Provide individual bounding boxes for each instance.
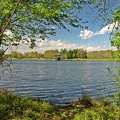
[0,0,23,39]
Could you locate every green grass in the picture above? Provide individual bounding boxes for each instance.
[0,89,120,120]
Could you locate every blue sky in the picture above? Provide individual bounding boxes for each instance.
[16,21,116,54]
[15,24,115,53]
[46,22,116,51]
[9,1,119,53]
[15,20,117,53]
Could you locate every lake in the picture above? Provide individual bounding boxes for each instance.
[0,60,119,105]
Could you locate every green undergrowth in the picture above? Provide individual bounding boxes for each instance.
[0,89,120,120]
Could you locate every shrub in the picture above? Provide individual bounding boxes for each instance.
[73,107,120,120]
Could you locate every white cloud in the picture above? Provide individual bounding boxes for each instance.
[95,23,117,35]
[4,30,12,35]
[16,39,80,53]
[4,30,14,38]
[79,23,118,40]
[85,46,102,51]
[14,39,111,54]
[78,29,94,40]
[51,26,55,29]
[77,44,111,52]
[35,39,81,52]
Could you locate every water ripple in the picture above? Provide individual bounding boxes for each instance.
[0,60,119,105]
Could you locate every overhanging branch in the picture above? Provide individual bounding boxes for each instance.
[0,0,23,44]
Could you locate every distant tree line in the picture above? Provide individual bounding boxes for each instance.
[3,49,119,60]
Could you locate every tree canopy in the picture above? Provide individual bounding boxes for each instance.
[111,31,120,50]
[0,0,88,49]
[109,8,120,60]
[110,10,120,50]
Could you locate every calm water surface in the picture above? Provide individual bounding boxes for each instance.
[0,60,120,105]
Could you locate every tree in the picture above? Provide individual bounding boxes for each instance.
[11,51,22,59]
[111,31,120,50]
[60,49,67,59]
[67,50,73,59]
[27,51,39,58]
[110,10,120,59]
[16,52,23,59]
[72,49,79,58]
[110,10,120,49]
[77,49,87,58]
[43,49,58,59]
[109,9,120,106]
[87,50,113,59]
[11,51,17,58]
[0,0,88,49]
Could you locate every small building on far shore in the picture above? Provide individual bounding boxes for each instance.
[54,53,61,60]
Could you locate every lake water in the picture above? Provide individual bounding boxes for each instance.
[0,60,119,105]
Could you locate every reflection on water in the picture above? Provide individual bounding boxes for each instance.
[0,60,119,105]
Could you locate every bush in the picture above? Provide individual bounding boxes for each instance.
[73,107,120,120]
[0,89,57,120]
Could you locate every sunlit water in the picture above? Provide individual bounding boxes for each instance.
[0,60,120,105]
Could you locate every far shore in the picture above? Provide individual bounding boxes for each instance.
[7,58,119,62]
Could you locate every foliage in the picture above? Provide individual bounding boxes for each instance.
[111,31,120,50]
[73,96,120,120]
[43,49,58,59]
[73,107,120,120]
[87,50,113,59]
[108,67,120,106]
[0,89,120,120]
[1,0,102,64]
[111,31,120,60]
[67,49,73,59]
[110,9,120,59]
[0,0,119,49]
[109,9,120,106]
[0,0,88,48]
[0,89,57,120]
[60,49,67,59]
[5,49,119,60]
[11,51,23,59]
[113,9,120,26]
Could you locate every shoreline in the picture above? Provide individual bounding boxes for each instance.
[0,89,120,120]
[6,58,118,61]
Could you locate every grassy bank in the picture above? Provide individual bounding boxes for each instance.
[0,89,120,120]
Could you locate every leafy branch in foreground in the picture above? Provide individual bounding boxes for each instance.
[0,0,86,49]
[111,31,120,50]
[110,9,120,50]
